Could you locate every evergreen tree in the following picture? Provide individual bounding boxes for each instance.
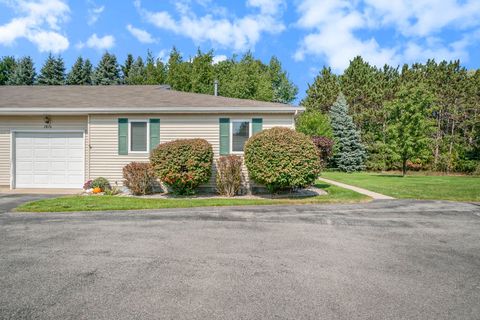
[145,50,163,84]
[125,56,146,84]
[191,49,214,94]
[0,56,16,85]
[8,56,36,85]
[268,56,298,104]
[329,93,366,172]
[228,52,273,101]
[301,66,340,112]
[155,58,167,84]
[94,52,120,85]
[122,54,134,81]
[213,57,235,97]
[166,47,191,91]
[83,59,94,85]
[386,84,435,175]
[66,56,84,85]
[38,53,65,85]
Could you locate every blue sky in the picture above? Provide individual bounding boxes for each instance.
[1,0,480,102]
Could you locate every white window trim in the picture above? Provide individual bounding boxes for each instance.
[128,119,150,154]
[230,119,252,154]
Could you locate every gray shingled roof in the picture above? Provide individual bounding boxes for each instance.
[0,85,301,115]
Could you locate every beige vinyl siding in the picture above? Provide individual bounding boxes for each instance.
[0,116,88,187]
[88,113,294,188]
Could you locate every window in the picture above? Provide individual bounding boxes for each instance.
[231,120,250,153]
[129,121,148,152]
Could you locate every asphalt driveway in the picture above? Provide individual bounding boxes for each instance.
[0,193,59,214]
[1,200,479,319]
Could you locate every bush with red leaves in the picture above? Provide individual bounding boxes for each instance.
[311,136,334,166]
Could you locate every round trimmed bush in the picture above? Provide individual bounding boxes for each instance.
[91,177,111,191]
[150,139,213,195]
[244,127,320,193]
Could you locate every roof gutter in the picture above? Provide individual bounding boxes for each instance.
[0,106,305,115]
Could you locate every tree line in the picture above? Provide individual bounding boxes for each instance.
[0,48,298,104]
[300,56,480,174]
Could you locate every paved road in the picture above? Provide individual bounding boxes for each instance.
[1,200,480,319]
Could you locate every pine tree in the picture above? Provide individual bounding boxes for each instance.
[166,47,191,91]
[66,56,84,85]
[8,56,36,85]
[122,54,134,81]
[301,66,340,112]
[386,84,435,175]
[0,56,16,85]
[94,52,120,85]
[268,56,298,104]
[125,56,146,84]
[145,50,162,84]
[83,59,93,85]
[38,53,65,85]
[329,93,366,172]
[191,49,214,94]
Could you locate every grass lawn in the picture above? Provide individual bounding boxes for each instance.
[15,182,369,212]
[322,171,480,202]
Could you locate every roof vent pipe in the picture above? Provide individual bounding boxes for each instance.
[214,80,218,96]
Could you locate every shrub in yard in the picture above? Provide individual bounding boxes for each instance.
[216,155,243,197]
[311,136,334,167]
[150,139,213,195]
[91,177,111,191]
[244,127,321,193]
[123,162,158,195]
[83,179,93,190]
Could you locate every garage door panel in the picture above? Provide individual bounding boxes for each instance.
[68,148,83,158]
[33,174,49,184]
[15,132,84,189]
[51,161,67,171]
[16,175,33,185]
[16,149,33,158]
[68,175,83,184]
[33,161,50,171]
[67,161,83,171]
[16,161,33,171]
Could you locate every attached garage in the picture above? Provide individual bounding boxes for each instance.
[13,131,85,189]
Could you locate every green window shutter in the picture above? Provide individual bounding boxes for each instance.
[149,118,160,151]
[118,118,128,155]
[219,118,230,155]
[252,118,263,135]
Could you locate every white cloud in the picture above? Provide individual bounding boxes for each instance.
[246,0,285,15]
[0,0,70,53]
[76,33,115,50]
[126,24,156,43]
[294,0,480,71]
[156,49,168,63]
[87,1,104,26]
[135,0,285,51]
[212,54,227,64]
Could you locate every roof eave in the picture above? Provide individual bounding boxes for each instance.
[0,106,304,115]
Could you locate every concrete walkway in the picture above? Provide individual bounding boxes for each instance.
[318,177,395,200]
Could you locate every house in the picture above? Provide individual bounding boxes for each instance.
[0,85,301,190]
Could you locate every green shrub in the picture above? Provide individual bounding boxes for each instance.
[91,177,111,191]
[244,127,320,193]
[295,110,333,138]
[123,162,158,195]
[216,155,243,197]
[150,139,213,195]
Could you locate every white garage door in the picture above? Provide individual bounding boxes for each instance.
[15,132,84,188]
